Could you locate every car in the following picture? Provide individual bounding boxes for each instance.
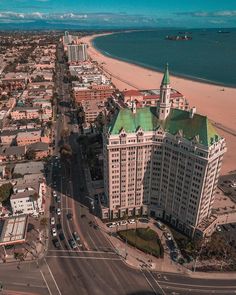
[67,213,73,220]
[139,218,149,223]
[50,217,55,225]
[216,225,222,232]
[155,221,166,231]
[128,219,136,224]
[69,239,77,249]
[51,228,57,237]
[52,238,60,249]
[56,223,62,230]
[59,232,65,241]
[222,225,230,231]
[56,208,61,215]
[53,191,57,197]
[73,232,82,246]
[50,206,55,213]
[119,220,128,226]
[164,232,172,241]
[107,222,118,228]
[56,195,61,203]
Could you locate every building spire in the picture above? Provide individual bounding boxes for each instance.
[161,63,170,86]
[157,64,171,120]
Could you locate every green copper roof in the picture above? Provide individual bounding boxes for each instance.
[161,63,170,85]
[108,107,220,147]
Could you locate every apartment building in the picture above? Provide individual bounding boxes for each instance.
[67,43,88,63]
[103,65,226,237]
[123,88,189,110]
[74,84,115,103]
[10,180,46,216]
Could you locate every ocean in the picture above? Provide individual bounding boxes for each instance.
[93,29,236,87]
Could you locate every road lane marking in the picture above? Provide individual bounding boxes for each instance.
[148,270,166,295]
[40,270,53,295]
[44,258,62,295]
[158,281,236,289]
[46,256,121,260]
[47,249,116,254]
[141,270,158,295]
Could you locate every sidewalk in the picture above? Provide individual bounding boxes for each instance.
[95,217,236,280]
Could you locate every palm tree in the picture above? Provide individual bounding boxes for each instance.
[134,215,138,249]
[123,211,129,260]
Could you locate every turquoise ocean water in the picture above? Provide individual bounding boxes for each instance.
[93,29,236,87]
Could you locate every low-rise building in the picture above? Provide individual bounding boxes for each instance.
[16,130,41,146]
[10,180,46,216]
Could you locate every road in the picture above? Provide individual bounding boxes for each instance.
[1,43,236,295]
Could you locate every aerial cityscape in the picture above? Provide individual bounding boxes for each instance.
[0,1,236,295]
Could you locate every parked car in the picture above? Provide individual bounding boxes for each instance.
[50,217,55,225]
[67,213,73,220]
[69,239,77,249]
[155,220,166,231]
[56,195,61,203]
[50,206,55,213]
[56,208,61,215]
[216,225,222,232]
[56,223,62,231]
[128,219,136,224]
[107,222,117,228]
[52,238,60,249]
[51,228,57,237]
[73,232,82,246]
[164,232,172,241]
[139,218,149,223]
[53,191,57,197]
[59,232,65,241]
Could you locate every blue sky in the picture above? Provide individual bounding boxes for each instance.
[0,0,236,28]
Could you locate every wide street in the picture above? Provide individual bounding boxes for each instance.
[1,44,236,295]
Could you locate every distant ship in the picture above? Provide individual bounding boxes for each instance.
[178,31,192,35]
[165,35,192,41]
[218,30,230,34]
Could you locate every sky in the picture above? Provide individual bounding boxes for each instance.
[0,0,236,28]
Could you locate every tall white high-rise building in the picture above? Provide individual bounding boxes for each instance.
[103,65,226,237]
[67,43,88,63]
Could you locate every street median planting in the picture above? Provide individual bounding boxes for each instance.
[118,227,164,258]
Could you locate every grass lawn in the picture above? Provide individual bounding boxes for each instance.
[118,227,164,258]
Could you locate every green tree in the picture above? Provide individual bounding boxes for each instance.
[26,150,36,160]
[0,183,13,203]
[40,217,48,227]
[60,143,72,158]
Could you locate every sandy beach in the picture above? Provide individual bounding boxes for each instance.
[81,33,236,174]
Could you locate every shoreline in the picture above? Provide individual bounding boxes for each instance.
[80,33,236,175]
[92,33,236,89]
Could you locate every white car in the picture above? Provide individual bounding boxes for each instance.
[128,219,136,224]
[56,208,61,215]
[51,228,57,237]
[50,217,55,225]
[216,225,222,232]
[165,232,172,241]
[53,191,57,197]
[107,222,117,228]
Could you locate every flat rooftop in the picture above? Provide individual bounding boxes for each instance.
[0,215,28,246]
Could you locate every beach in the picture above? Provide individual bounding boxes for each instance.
[81,33,236,174]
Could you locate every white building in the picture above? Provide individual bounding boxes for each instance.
[67,44,88,63]
[10,181,46,216]
[103,65,226,237]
